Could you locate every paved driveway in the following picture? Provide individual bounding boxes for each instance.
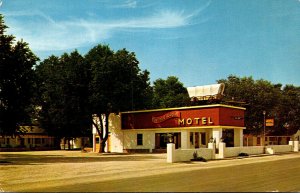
[1,150,300,192]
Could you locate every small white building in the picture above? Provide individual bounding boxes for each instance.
[93,104,246,153]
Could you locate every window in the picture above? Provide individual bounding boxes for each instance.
[35,138,41,144]
[257,137,261,145]
[137,134,143,146]
[0,138,5,145]
[201,132,206,145]
[20,138,25,146]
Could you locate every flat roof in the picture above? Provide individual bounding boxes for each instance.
[121,104,246,114]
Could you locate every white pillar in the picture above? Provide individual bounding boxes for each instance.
[218,142,226,159]
[212,128,222,147]
[181,130,189,149]
[293,141,299,152]
[234,128,243,147]
[167,143,176,163]
[208,142,216,160]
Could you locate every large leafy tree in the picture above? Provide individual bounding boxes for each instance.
[35,51,91,146]
[217,75,300,135]
[152,76,190,108]
[0,14,39,136]
[86,45,152,152]
[277,85,300,135]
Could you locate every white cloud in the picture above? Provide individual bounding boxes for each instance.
[109,0,138,9]
[4,8,202,52]
[97,0,156,9]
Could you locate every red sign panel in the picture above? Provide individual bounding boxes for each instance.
[121,106,245,130]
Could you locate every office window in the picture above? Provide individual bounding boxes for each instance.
[137,134,143,146]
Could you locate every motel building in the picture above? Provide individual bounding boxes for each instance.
[92,104,246,153]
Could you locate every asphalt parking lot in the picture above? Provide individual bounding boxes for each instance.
[1,150,300,192]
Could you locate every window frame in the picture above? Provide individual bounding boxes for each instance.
[137,133,143,146]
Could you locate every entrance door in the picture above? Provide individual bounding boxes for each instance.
[195,132,199,148]
[95,136,100,152]
[222,129,234,147]
[200,132,206,147]
[107,135,111,152]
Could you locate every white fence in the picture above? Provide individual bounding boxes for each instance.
[167,141,299,163]
[268,145,293,153]
[224,146,264,158]
[223,145,293,157]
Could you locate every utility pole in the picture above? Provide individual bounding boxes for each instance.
[263,110,266,152]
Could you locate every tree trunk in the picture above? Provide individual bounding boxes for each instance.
[92,113,110,153]
[81,137,85,151]
[99,113,110,153]
[68,139,71,150]
[99,141,106,153]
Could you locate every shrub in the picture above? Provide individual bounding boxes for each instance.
[5,144,12,148]
[238,152,249,157]
[193,151,198,159]
[191,151,207,162]
[195,156,207,162]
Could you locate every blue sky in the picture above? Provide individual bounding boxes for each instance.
[1,0,300,87]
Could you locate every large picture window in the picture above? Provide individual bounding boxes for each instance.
[154,133,181,149]
[137,134,143,146]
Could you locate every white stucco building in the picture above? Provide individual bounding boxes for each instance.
[93,104,246,153]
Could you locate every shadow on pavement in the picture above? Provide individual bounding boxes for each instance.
[0,152,164,165]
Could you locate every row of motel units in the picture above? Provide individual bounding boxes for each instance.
[0,126,55,148]
[92,104,246,153]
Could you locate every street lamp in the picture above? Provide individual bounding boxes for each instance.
[284,122,289,137]
[263,111,266,146]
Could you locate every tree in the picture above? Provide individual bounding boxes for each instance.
[0,14,39,136]
[152,76,190,108]
[86,45,152,152]
[218,75,283,135]
[277,85,300,135]
[35,51,91,147]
